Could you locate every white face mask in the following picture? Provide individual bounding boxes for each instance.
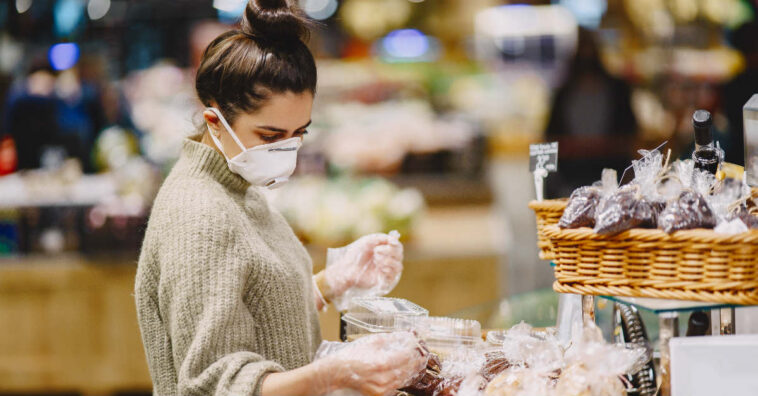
[206,107,301,189]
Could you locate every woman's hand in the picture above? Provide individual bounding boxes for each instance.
[313,332,428,396]
[321,231,404,310]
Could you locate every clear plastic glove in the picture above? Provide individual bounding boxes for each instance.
[313,331,429,396]
[325,230,403,311]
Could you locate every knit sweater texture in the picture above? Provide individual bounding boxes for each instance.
[135,137,321,396]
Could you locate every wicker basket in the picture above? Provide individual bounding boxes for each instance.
[528,200,567,260]
[544,225,758,305]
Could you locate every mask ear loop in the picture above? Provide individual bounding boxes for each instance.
[206,107,248,158]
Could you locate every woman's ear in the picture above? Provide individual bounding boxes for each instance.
[202,109,221,137]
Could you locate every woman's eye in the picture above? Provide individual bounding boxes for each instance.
[260,134,280,142]
[294,130,309,137]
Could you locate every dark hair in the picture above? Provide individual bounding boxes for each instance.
[195,0,316,124]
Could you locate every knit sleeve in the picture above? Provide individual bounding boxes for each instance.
[157,201,284,396]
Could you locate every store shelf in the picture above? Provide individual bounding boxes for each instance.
[390,174,492,206]
[598,295,753,314]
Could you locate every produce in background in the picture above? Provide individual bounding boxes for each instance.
[318,100,477,173]
[123,63,200,166]
[266,176,425,246]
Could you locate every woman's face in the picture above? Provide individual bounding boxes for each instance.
[204,91,313,158]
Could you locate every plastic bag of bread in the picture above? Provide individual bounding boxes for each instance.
[312,331,429,396]
[559,169,618,229]
[732,204,758,229]
[658,190,717,233]
[594,184,658,235]
[594,150,664,235]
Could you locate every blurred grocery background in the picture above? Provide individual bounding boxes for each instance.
[0,0,756,394]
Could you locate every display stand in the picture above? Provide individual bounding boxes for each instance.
[594,295,750,395]
[581,295,595,323]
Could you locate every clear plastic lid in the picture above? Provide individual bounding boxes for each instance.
[346,297,428,317]
[398,316,483,347]
[486,329,507,347]
[342,297,429,339]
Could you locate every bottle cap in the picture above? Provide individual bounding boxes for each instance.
[693,109,713,146]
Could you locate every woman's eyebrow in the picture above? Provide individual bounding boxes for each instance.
[256,120,312,133]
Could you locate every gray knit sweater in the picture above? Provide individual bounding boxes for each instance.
[135,137,321,396]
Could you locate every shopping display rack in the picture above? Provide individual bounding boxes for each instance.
[531,199,757,396]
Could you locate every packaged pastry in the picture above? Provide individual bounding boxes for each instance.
[657,191,717,233]
[594,185,657,235]
[594,150,665,235]
[559,186,602,229]
[559,169,618,229]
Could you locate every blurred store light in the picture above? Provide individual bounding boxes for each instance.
[214,0,245,12]
[476,5,576,39]
[0,34,23,73]
[474,5,577,64]
[701,0,745,25]
[300,0,338,20]
[214,0,246,22]
[669,0,698,23]
[340,0,412,40]
[48,42,80,71]
[87,0,110,20]
[556,0,606,29]
[384,29,428,58]
[54,0,85,37]
[15,0,32,14]
[376,29,440,62]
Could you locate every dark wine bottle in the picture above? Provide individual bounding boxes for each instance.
[685,310,710,336]
[692,110,721,175]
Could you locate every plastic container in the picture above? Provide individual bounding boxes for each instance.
[486,327,558,348]
[486,329,507,347]
[342,297,428,341]
[398,316,483,357]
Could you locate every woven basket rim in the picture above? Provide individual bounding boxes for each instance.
[528,199,568,211]
[544,224,758,243]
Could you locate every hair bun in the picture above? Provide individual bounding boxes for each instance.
[241,0,311,42]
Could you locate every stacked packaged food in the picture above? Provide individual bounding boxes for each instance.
[321,297,646,396]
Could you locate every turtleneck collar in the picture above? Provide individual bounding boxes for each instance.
[177,136,250,193]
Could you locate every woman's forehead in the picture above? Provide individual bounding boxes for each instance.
[236,91,313,129]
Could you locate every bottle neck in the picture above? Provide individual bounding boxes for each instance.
[695,141,714,151]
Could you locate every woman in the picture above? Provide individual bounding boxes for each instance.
[134,1,426,395]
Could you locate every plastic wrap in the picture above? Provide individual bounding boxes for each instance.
[708,177,754,235]
[500,322,563,372]
[594,151,664,235]
[657,191,717,233]
[559,186,602,229]
[733,205,758,229]
[403,348,510,396]
[484,366,558,396]
[400,340,444,396]
[312,331,429,396]
[397,316,483,358]
[714,218,749,234]
[326,230,403,311]
[342,297,428,341]
[555,294,583,349]
[559,169,618,229]
[402,341,486,396]
[484,322,644,396]
[710,178,745,222]
[594,185,657,235]
[631,150,664,200]
[564,322,649,378]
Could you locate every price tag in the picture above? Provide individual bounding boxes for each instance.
[529,142,559,172]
